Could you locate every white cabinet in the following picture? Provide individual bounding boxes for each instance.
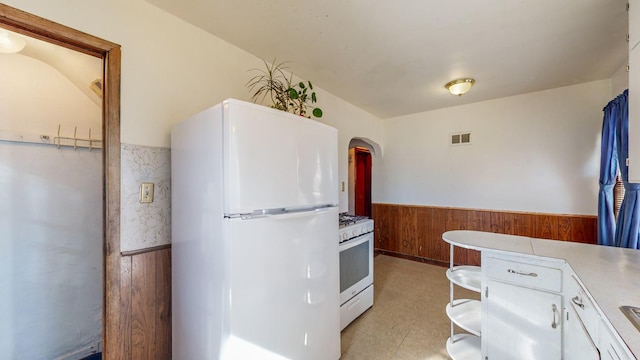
[564,274,600,360]
[563,271,636,360]
[483,280,562,359]
[481,253,564,360]
[565,302,600,360]
[441,231,638,359]
[445,244,481,360]
[599,319,634,360]
[563,269,600,360]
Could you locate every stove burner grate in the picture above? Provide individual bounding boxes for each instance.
[339,213,369,227]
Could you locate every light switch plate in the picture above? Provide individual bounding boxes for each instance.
[140,182,154,203]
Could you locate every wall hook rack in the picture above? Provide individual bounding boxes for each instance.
[54,124,103,150]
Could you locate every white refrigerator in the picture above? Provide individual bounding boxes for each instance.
[171,99,340,360]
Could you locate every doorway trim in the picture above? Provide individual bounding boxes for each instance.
[0,4,122,358]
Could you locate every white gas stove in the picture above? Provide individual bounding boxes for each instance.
[338,213,374,243]
[338,213,374,330]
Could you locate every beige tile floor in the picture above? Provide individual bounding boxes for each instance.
[340,255,479,360]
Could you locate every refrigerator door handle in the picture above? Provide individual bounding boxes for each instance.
[229,204,337,220]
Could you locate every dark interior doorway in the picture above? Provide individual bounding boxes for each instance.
[353,147,372,217]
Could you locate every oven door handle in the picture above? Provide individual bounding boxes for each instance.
[339,232,373,251]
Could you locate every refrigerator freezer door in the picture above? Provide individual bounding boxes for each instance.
[223,206,340,360]
[223,100,338,215]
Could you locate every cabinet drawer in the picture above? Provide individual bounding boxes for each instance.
[566,274,599,339]
[485,257,562,292]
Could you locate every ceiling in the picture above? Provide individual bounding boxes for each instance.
[145,0,628,119]
[0,28,103,106]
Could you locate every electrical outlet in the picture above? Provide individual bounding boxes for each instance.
[139,182,154,203]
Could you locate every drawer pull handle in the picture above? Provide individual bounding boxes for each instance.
[572,296,585,309]
[551,304,558,329]
[346,298,361,311]
[507,269,538,277]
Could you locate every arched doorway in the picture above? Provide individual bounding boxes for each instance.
[348,138,380,217]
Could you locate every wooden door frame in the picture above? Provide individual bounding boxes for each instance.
[0,4,123,358]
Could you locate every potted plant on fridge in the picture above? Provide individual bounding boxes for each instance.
[246,59,323,118]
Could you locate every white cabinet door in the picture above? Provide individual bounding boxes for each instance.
[483,280,562,360]
[599,319,633,360]
[564,302,600,360]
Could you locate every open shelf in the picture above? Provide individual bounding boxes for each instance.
[446,243,482,359]
[446,299,481,336]
[446,265,482,292]
[446,333,481,360]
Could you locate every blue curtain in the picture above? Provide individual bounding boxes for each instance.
[613,90,640,249]
[597,93,619,246]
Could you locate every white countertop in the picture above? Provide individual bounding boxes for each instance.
[442,230,640,358]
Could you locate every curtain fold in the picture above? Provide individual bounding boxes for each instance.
[616,183,640,248]
[597,93,620,246]
[612,90,640,249]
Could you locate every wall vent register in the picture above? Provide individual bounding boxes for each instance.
[451,132,471,145]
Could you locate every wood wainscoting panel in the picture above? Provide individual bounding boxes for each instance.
[155,249,172,359]
[372,203,597,266]
[533,214,559,239]
[120,255,133,358]
[131,252,157,359]
[120,247,171,360]
[372,204,400,253]
[400,206,418,255]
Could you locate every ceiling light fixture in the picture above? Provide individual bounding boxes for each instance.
[0,30,26,54]
[445,78,475,96]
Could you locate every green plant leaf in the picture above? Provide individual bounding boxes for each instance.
[245,58,322,117]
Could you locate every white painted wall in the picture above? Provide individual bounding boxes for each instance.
[0,0,384,147]
[2,0,384,216]
[0,54,101,139]
[312,87,384,211]
[0,52,102,358]
[610,62,629,96]
[377,80,612,215]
